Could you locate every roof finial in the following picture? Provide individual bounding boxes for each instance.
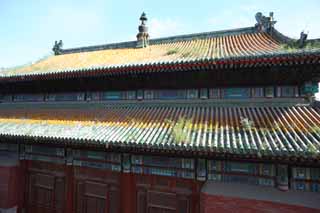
[136,12,149,48]
[52,40,63,55]
[140,12,147,24]
[255,12,277,34]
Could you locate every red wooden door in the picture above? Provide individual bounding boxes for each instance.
[27,172,65,213]
[137,188,191,213]
[75,180,120,213]
[147,191,176,213]
[136,176,194,213]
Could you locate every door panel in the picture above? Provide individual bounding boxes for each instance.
[27,172,65,213]
[136,177,195,213]
[84,196,105,213]
[137,189,147,213]
[75,180,120,213]
[147,191,176,213]
[109,186,120,213]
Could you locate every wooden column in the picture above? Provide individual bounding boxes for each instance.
[17,160,27,213]
[65,165,74,213]
[65,147,74,213]
[120,173,135,213]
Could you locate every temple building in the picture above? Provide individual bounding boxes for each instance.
[0,12,320,213]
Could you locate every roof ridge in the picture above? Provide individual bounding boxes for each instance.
[149,26,256,44]
[271,28,295,43]
[60,26,256,55]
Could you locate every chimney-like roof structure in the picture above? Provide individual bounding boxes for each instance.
[136,12,149,48]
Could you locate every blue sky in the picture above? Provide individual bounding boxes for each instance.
[0,0,319,98]
[1,0,320,67]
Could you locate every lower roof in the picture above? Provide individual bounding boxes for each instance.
[0,102,319,160]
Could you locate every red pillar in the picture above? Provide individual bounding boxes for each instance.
[194,181,203,213]
[120,173,135,213]
[17,160,27,213]
[65,165,74,213]
[0,166,18,210]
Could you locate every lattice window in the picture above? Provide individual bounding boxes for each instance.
[86,92,101,101]
[278,86,297,97]
[131,155,195,179]
[251,87,264,97]
[293,167,307,179]
[0,143,18,152]
[144,90,154,99]
[126,90,137,100]
[187,89,198,99]
[200,88,208,99]
[310,183,320,192]
[13,93,44,102]
[24,145,65,163]
[103,91,124,100]
[156,90,187,100]
[25,145,65,157]
[73,150,121,171]
[207,160,222,181]
[258,164,275,186]
[46,92,84,101]
[122,154,131,172]
[265,86,274,98]
[225,161,257,174]
[277,165,288,184]
[207,160,275,187]
[221,88,251,99]
[209,88,220,99]
[197,159,206,180]
[291,167,320,192]
[0,94,13,102]
[137,90,144,100]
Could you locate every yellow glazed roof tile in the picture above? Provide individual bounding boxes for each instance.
[2,31,283,77]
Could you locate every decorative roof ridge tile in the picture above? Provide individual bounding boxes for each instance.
[149,27,256,44]
[59,27,256,55]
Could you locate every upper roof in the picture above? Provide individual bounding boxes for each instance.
[1,12,320,79]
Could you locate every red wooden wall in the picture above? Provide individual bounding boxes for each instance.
[1,159,318,213]
[0,166,19,209]
[17,160,202,213]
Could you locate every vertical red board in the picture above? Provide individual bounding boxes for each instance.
[0,165,19,209]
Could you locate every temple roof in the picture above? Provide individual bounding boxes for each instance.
[1,25,320,79]
[0,102,319,160]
